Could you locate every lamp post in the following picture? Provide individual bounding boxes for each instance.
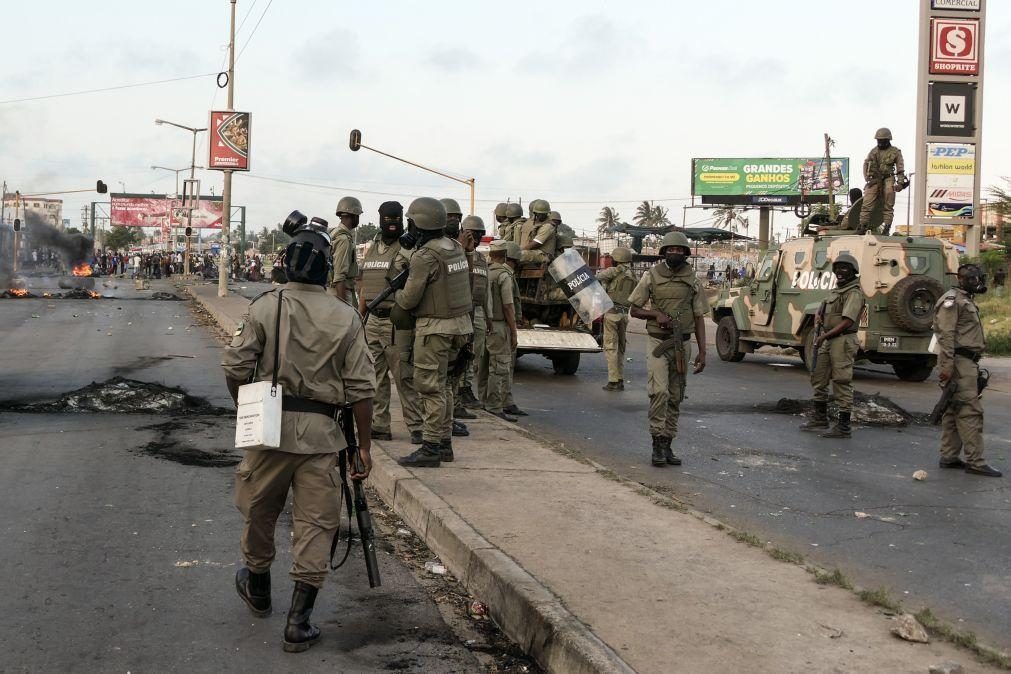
[348,129,476,214]
[905,172,916,235]
[155,119,208,275]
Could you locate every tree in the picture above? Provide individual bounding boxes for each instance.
[355,222,378,244]
[633,200,656,227]
[105,226,141,251]
[711,206,749,234]
[596,206,621,236]
[65,226,82,234]
[255,226,290,255]
[652,204,671,227]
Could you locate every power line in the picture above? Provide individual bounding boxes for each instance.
[0,73,218,106]
[237,0,274,62]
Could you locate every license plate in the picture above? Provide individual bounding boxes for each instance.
[880,336,899,349]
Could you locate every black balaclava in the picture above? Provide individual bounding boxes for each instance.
[379,201,404,243]
[833,262,857,286]
[665,247,688,271]
[445,214,462,238]
[877,139,891,150]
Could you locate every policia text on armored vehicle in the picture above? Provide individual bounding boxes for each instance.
[710,232,958,381]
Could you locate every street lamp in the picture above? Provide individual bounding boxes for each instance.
[348,128,476,214]
[155,118,208,275]
[905,172,916,235]
[151,165,204,197]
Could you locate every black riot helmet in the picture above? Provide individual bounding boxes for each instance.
[281,210,332,286]
[958,263,987,295]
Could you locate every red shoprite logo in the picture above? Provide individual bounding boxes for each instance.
[931,19,979,74]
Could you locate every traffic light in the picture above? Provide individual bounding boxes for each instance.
[185,226,192,237]
[96,180,108,194]
[349,129,362,152]
[13,218,21,232]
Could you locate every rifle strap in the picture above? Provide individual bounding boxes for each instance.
[329,449,355,570]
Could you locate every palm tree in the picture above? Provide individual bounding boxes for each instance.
[596,206,621,236]
[633,200,655,227]
[652,204,671,227]
[711,206,749,235]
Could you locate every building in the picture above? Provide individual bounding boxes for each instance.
[1,193,64,230]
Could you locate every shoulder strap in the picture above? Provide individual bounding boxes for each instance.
[271,290,284,393]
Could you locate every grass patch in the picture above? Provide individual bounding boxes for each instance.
[857,587,903,613]
[976,291,1011,356]
[768,547,805,565]
[728,530,763,548]
[914,608,1011,669]
[813,568,853,590]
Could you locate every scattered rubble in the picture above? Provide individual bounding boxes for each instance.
[149,291,185,301]
[928,662,964,674]
[0,377,229,416]
[763,391,914,426]
[913,470,929,481]
[891,613,930,643]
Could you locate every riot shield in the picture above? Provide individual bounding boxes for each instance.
[548,248,613,325]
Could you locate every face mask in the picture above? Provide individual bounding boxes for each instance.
[833,265,856,285]
[399,221,419,249]
[380,217,403,242]
[445,215,461,238]
[665,253,687,270]
[961,272,987,295]
[877,140,890,150]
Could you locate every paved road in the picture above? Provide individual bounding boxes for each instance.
[510,331,1011,650]
[0,278,483,671]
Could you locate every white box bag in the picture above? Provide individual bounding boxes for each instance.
[235,290,285,450]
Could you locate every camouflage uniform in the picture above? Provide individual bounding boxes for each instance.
[810,278,864,412]
[596,261,637,386]
[933,288,987,468]
[859,146,904,232]
[628,262,709,440]
[485,257,516,414]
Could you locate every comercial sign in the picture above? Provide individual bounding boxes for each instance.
[924,143,975,218]
[110,195,224,229]
[931,0,980,10]
[691,158,849,202]
[208,111,251,171]
[928,81,976,136]
[930,18,979,74]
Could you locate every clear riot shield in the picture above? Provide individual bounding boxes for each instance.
[548,248,613,325]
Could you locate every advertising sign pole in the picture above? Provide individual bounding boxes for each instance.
[218,0,237,298]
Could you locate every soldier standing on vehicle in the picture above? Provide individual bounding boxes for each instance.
[629,231,708,467]
[933,265,1002,477]
[393,198,473,467]
[223,215,376,652]
[357,201,424,445]
[799,253,864,439]
[484,240,520,421]
[493,202,509,241]
[859,128,906,234]
[457,215,490,409]
[500,202,524,243]
[597,246,637,391]
[328,196,363,305]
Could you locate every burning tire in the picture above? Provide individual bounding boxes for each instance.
[58,276,96,290]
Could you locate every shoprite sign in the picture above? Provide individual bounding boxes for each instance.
[692,157,849,198]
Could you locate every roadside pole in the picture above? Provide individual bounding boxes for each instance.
[217,0,236,298]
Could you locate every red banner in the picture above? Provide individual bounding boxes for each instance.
[110,195,224,229]
[208,111,251,171]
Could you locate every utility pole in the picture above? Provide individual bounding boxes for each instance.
[824,133,836,220]
[218,0,237,297]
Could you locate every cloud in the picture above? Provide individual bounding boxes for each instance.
[424,46,485,73]
[517,14,633,77]
[294,28,364,81]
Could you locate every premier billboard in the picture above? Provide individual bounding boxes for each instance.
[110,194,224,229]
[691,157,849,206]
[208,111,251,171]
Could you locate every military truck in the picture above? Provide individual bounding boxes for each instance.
[710,231,958,381]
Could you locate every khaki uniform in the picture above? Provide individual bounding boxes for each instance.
[485,262,516,413]
[810,279,864,411]
[933,288,987,468]
[628,263,709,438]
[597,263,637,384]
[360,237,422,436]
[499,222,515,243]
[395,237,473,443]
[222,283,376,587]
[860,145,905,230]
[505,271,522,409]
[520,221,557,264]
[327,223,359,306]
[462,250,490,397]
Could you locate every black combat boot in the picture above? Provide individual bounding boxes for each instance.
[820,411,852,438]
[458,386,482,408]
[662,436,682,466]
[282,581,321,653]
[503,404,528,417]
[452,420,470,437]
[799,401,829,431]
[398,442,442,468]
[370,429,393,441]
[602,381,621,391]
[235,567,271,617]
[410,430,424,445]
[454,404,477,420]
[651,436,666,467]
[439,439,455,463]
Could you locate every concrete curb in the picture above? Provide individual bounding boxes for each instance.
[186,286,636,674]
[368,447,636,674]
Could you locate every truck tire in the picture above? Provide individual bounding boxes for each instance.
[716,316,746,362]
[887,276,944,333]
[551,352,580,375]
[892,359,934,382]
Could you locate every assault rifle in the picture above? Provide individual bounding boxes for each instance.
[810,302,826,370]
[928,380,958,426]
[332,406,382,588]
[362,267,410,324]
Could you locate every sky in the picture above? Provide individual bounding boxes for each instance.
[1,0,1008,242]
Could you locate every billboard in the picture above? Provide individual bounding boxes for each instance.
[930,18,979,75]
[925,143,975,218]
[208,111,251,171]
[931,0,979,11]
[110,194,224,229]
[692,157,849,205]
[928,81,976,136]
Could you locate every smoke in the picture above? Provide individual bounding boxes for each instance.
[23,212,93,265]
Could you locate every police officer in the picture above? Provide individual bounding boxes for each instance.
[457,215,490,408]
[223,214,376,652]
[357,201,424,445]
[597,246,637,391]
[500,202,523,242]
[484,240,519,421]
[799,253,864,438]
[933,264,1002,477]
[629,231,708,466]
[441,198,464,239]
[550,210,576,241]
[394,197,473,467]
[519,199,556,263]
[501,241,527,417]
[859,128,906,234]
[328,196,363,305]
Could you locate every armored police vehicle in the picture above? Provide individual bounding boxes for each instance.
[710,228,958,381]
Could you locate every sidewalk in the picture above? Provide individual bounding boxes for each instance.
[189,285,998,674]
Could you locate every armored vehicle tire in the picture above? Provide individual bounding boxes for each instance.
[892,359,934,382]
[887,276,945,332]
[716,316,746,362]
[551,351,580,375]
